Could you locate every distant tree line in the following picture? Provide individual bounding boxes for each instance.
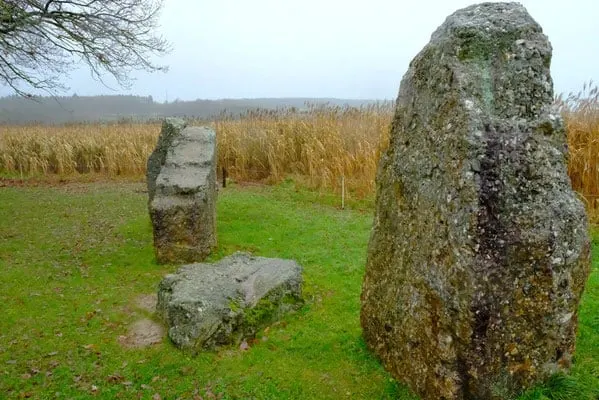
[0,95,383,124]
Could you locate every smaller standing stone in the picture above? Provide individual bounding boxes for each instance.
[156,252,303,351]
[147,119,217,264]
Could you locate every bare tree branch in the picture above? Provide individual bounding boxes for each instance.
[0,0,170,97]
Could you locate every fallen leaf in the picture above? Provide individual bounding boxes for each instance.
[85,311,97,320]
[21,373,32,380]
[106,374,124,383]
[152,394,162,400]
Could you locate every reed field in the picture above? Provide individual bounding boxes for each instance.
[1,92,598,218]
[0,103,392,197]
[558,84,599,217]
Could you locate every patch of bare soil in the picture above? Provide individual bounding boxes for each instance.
[135,294,158,313]
[58,181,145,194]
[118,294,164,348]
[118,319,164,349]
[0,177,55,187]
[0,177,146,193]
[232,180,268,188]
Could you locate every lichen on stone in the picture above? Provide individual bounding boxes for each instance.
[147,119,218,264]
[157,252,303,353]
[360,3,591,400]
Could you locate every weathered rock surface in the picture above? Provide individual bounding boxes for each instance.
[360,3,591,399]
[147,118,188,201]
[147,119,217,264]
[157,252,303,352]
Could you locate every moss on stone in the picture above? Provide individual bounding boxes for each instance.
[243,294,302,331]
[361,3,590,400]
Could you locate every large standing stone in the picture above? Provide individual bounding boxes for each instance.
[147,119,217,264]
[156,252,303,352]
[360,3,591,399]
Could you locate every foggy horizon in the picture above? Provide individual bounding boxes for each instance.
[1,0,597,102]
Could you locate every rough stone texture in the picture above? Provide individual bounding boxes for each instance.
[147,120,217,264]
[157,252,303,352]
[147,118,188,202]
[360,3,591,400]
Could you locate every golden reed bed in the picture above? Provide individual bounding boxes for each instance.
[0,104,389,197]
[1,98,598,219]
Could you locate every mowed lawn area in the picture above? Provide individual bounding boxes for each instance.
[0,182,597,399]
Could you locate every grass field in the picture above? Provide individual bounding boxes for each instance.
[0,182,597,399]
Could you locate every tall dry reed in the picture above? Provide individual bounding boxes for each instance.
[0,93,598,219]
[558,83,599,218]
[216,103,391,197]
[0,122,159,177]
[0,103,393,197]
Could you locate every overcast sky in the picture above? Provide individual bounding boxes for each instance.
[5,0,599,101]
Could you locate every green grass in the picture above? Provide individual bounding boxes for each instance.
[0,181,597,399]
[0,182,407,399]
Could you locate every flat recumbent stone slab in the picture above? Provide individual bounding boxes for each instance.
[156,252,303,352]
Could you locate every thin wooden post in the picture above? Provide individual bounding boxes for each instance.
[341,175,345,210]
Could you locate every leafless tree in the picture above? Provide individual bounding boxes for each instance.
[0,0,170,97]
